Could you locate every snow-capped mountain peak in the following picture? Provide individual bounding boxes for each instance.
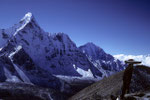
[0,12,35,44]
[0,13,126,98]
[0,12,125,85]
[21,12,33,24]
[13,12,41,36]
[21,12,33,22]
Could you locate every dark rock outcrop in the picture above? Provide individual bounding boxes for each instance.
[0,82,66,100]
[129,65,150,92]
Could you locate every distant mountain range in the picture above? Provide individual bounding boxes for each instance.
[114,54,150,66]
[0,12,125,99]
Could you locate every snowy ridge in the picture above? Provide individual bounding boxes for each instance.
[0,12,34,47]
[8,45,22,58]
[21,12,33,22]
[13,12,33,36]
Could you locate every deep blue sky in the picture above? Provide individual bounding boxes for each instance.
[0,0,149,55]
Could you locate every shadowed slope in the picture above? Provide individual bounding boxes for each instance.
[69,71,124,100]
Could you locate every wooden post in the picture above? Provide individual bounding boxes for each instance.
[121,59,141,100]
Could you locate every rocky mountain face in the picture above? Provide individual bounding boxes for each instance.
[79,42,125,77]
[0,12,125,99]
[0,13,102,78]
[0,44,63,89]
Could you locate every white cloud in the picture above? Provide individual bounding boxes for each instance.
[114,54,150,66]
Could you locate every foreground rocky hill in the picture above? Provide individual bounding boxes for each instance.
[69,65,150,100]
[69,70,124,100]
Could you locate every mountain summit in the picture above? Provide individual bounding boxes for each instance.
[79,42,125,77]
[0,12,125,99]
[0,12,125,79]
[21,12,33,21]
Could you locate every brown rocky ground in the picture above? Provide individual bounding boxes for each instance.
[69,71,124,100]
[69,65,150,100]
